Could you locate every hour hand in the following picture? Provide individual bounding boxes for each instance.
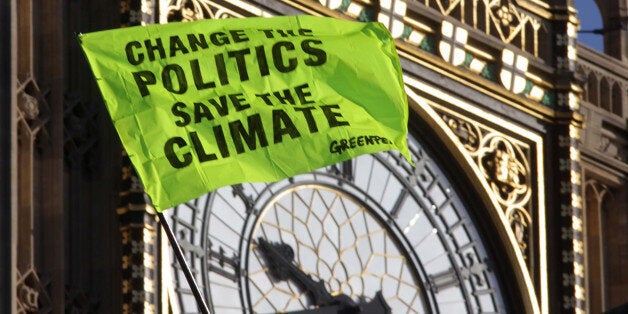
[255,238,352,308]
[283,291,391,314]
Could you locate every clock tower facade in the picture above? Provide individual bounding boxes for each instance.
[2,0,626,313]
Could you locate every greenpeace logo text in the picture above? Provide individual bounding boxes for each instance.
[329,136,391,154]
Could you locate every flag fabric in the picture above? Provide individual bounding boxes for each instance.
[79,15,411,211]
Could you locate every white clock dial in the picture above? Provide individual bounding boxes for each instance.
[168,133,508,313]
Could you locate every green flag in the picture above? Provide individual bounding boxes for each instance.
[79,15,411,211]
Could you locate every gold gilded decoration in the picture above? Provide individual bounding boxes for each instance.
[573,261,584,277]
[441,112,533,259]
[441,114,481,152]
[563,295,576,309]
[16,79,51,144]
[419,0,546,57]
[162,0,272,23]
[120,0,141,26]
[478,135,530,207]
[510,207,531,253]
[165,0,215,21]
[496,5,514,26]
[316,0,430,50]
[477,135,531,256]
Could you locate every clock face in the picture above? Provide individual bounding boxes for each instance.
[168,133,509,313]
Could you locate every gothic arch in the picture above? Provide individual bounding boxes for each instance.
[584,181,607,312]
[611,82,623,116]
[599,77,611,111]
[576,65,589,101]
[587,72,599,105]
[404,79,541,314]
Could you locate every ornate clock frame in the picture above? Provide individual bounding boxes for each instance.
[141,0,584,313]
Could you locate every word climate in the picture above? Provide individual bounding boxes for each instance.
[163,84,350,169]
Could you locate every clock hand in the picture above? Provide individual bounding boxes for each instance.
[281,304,344,314]
[255,237,356,308]
[356,291,392,314]
[282,291,391,314]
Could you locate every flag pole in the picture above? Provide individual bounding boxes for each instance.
[157,212,211,314]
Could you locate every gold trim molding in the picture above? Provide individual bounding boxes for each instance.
[440,108,533,256]
[404,75,546,314]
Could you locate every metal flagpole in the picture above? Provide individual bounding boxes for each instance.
[157,212,211,314]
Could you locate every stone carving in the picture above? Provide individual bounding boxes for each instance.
[509,207,531,254]
[16,267,52,313]
[165,0,237,22]
[18,92,39,121]
[441,112,533,260]
[479,135,529,205]
[425,0,546,56]
[442,114,481,152]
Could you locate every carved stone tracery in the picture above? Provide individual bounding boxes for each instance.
[16,267,52,314]
[479,135,530,207]
[441,113,533,260]
[164,0,248,22]
[15,75,53,313]
[418,0,546,57]
[314,0,549,58]
[16,79,51,146]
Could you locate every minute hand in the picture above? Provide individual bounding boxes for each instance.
[255,238,354,308]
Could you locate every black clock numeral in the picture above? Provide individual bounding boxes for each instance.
[206,241,240,282]
[425,175,441,194]
[341,160,353,181]
[457,241,476,254]
[171,215,197,231]
[428,268,459,293]
[460,253,489,287]
[428,253,490,294]
[436,197,452,215]
[390,188,409,220]
[207,264,239,282]
[232,184,255,214]
[407,150,430,185]
[176,228,204,262]
[179,237,205,259]
[446,219,465,236]
[472,288,495,296]
[327,160,353,183]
